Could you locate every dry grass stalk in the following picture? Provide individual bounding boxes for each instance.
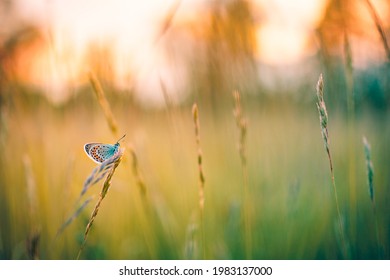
[364,0,390,61]
[233,90,252,259]
[89,72,118,135]
[128,145,147,197]
[23,155,38,225]
[56,150,123,237]
[192,103,205,258]
[192,103,205,212]
[233,91,248,165]
[315,74,347,257]
[81,151,124,196]
[77,149,124,259]
[362,136,381,258]
[23,155,40,259]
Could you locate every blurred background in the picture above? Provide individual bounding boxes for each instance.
[0,0,389,259]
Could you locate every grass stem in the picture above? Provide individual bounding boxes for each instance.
[192,103,206,259]
[233,90,252,259]
[316,74,347,258]
[77,149,123,259]
[364,0,390,61]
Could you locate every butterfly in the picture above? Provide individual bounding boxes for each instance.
[84,135,126,164]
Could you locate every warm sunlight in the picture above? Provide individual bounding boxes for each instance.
[1,0,390,264]
[3,0,388,105]
[6,0,331,104]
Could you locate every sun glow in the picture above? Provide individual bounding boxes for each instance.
[6,0,386,105]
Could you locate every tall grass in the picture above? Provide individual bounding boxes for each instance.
[192,103,206,259]
[233,90,252,259]
[128,145,147,198]
[343,32,357,246]
[315,74,347,257]
[56,73,128,258]
[362,136,381,258]
[1,67,389,260]
[89,72,119,136]
[77,149,124,259]
[1,94,389,259]
[23,155,40,259]
[364,0,390,61]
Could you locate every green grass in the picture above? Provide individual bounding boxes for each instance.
[0,92,389,260]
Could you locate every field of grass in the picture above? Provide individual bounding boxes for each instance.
[0,80,389,260]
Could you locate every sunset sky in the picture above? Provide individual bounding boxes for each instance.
[4,0,389,105]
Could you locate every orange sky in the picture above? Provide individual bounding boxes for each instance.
[6,0,388,105]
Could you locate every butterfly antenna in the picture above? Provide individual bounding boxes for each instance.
[116,134,126,143]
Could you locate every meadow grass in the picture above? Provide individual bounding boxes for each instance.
[77,149,124,259]
[362,136,382,258]
[315,74,347,257]
[0,88,389,259]
[58,73,126,258]
[233,90,252,259]
[191,103,206,259]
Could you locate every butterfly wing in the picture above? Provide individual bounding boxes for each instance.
[84,143,118,164]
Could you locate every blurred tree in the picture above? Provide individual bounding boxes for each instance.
[200,0,258,108]
[163,0,259,109]
[0,0,41,106]
[316,0,390,110]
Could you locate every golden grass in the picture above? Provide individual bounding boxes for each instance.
[128,145,147,197]
[1,84,389,260]
[89,72,119,136]
[23,155,40,259]
[233,90,252,259]
[192,103,205,259]
[77,149,124,259]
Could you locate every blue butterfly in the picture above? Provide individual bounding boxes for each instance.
[84,135,126,164]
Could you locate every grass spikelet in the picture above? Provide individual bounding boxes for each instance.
[192,103,205,212]
[362,136,381,258]
[80,152,123,197]
[77,148,124,259]
[364,0,390,61]
[233,91,248,166]
[233,90,252,259]
[56,149,123,238]
[315,74,347,257]
[192,103,205,258]
[128,145,147,197]
[89,72,118,135]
